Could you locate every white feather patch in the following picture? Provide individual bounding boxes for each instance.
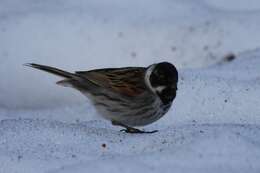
[144,64,157,94]
[56,80,73,87]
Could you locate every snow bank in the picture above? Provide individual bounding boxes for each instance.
[1,0,260,108]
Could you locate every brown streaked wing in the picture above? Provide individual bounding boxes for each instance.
[76,67,147,97]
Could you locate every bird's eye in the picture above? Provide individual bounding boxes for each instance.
[157,72,164,78]
[159,74,164,78]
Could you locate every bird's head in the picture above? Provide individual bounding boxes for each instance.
[145,62,178,105]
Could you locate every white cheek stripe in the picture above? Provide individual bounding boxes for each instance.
[145,64,157,94]
[155,86,166,93]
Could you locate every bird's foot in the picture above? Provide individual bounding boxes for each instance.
[112,121,158,134]
[120,127,158,134]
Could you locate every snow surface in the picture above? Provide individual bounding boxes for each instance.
[1,0,260,173]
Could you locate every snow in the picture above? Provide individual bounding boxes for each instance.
[2,0,260,109]
[1,0,260,173]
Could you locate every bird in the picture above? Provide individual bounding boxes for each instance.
[25,62,178,133]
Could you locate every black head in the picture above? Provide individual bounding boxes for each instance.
[145,62,178,105]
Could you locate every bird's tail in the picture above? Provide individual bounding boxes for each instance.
[24,63,99,90]
[24,63,75,79]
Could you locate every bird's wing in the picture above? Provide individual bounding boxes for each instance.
[76,67,147,97]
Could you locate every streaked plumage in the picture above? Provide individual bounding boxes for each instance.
[25,62,178,133]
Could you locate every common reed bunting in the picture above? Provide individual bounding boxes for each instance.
[25,62,178,133]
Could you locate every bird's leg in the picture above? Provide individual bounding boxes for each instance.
[111,121,158,134]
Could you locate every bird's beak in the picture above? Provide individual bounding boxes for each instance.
[172,85,178,91]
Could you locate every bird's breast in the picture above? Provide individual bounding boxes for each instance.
[84,90,172,126]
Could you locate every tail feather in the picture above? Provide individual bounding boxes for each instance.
[24,63,75,78]
[56,79,74,87]
[24,63,99,90]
